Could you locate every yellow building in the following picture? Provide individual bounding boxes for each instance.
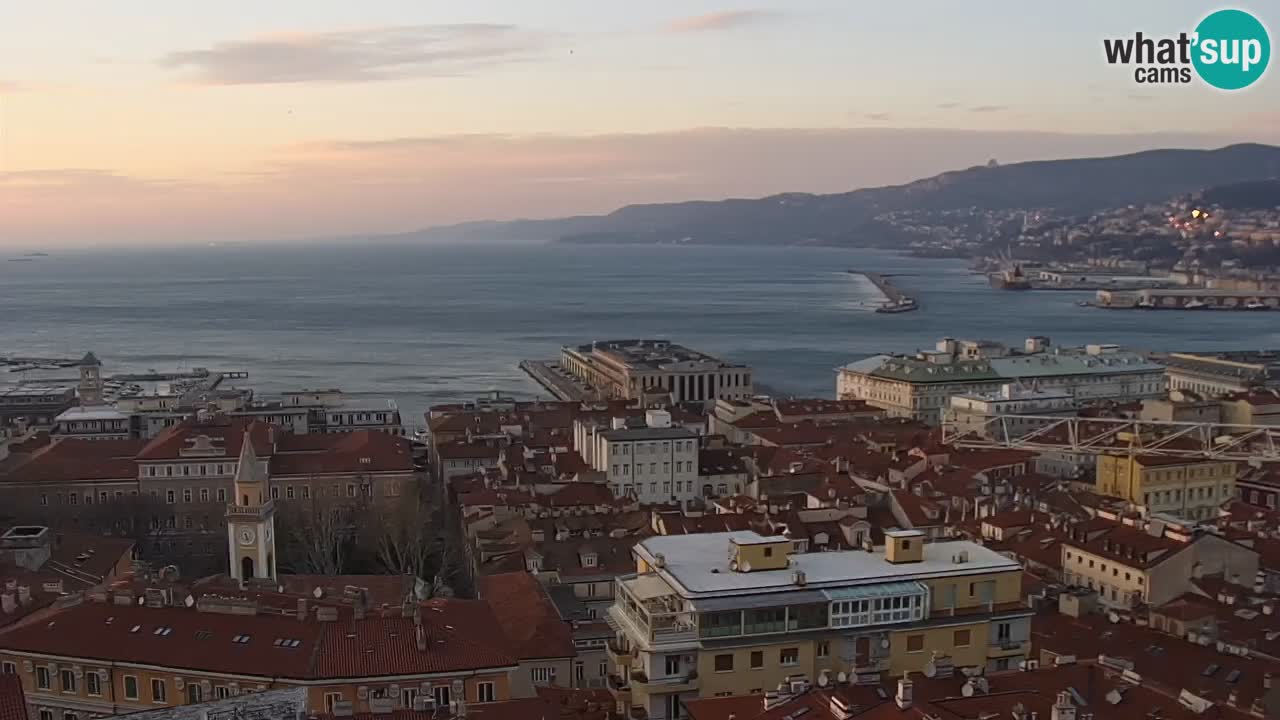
[1095,454,1236,520]
[606,530,1031,720]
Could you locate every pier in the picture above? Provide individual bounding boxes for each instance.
[519,360,595,401]
[1094,288,1280,311]
[847,270,918,313]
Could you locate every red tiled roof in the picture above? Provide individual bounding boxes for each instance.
[136,417,274,461]
[272,430,412,475]
[477,572,576,661]
[0,674,27,720]
[0,438,145,484]
[437,443,502,460]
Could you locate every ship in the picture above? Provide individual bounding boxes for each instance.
[988,249,1032,290]
[1244,300,1270,311]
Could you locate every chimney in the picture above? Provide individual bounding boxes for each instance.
[895,676,913,710]
[296,598,308,621]
[415,624,427,652]
[1264,672,1273,690]
[1051,691,1076,720]
[0,593,14,615]
[353,605,365,621]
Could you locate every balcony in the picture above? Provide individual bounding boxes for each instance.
[610,575,699,648]
[988,639,1030,658]
[630,669,699,694]
[606,674,631,708]
[607,640,634,664]
[851,658,890,675]
[226,500,274,520]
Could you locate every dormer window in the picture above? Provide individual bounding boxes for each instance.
[581,553,598,568]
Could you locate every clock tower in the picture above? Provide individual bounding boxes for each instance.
[226,427,276,583]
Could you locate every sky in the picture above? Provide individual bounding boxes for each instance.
[1,1,1277,247]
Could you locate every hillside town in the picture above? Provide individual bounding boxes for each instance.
[3,339,1280,720]
[887,186,1280,279]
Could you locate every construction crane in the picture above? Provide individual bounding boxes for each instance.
[941,412,1280,463]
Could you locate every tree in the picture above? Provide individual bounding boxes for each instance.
[275,495,352,575]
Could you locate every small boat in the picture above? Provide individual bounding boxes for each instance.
[1076,300,1090,307]
[1137,297,1156,309]
[1184,299,1208,310]
[1244,300,1270,311]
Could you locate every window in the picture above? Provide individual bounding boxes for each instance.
[953,629,971,647]
[152,678,167,703]
[270,487,280,500]
[531,667,555,684]
[764,546,774,558]
[200,488,209,502]
[61,669,77,693]
[0,662,14,675]
[63,714,77,720]
[997,622,1012,641]
[124,675,139,700]
[750,651,764,669]
[700,610,741,638]
[817,640,830,658]
[902,539,911,550]
[347,484,356,497]
[216,686,230,700]
[433,686,451,708]
[217,488,226,503]
[183,489,192,503]
[35,667,51,691]
[664,655,681,676]
[86,672,101,696]
[906,635,925,653]
[166,490,175,504]
[714,654,734,672]
[323,693,343,712]
[187,685,204,703]
[38,712,52,720]
[779,648,799,666]
[744,607,786,634]
[302,486,311,499]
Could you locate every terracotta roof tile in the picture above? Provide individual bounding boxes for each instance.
[477,572,575,660]
[0,675,27,720]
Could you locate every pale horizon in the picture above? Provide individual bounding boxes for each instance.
[2,0,1277,248]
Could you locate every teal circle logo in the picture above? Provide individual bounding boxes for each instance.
[1192,9,1270,90]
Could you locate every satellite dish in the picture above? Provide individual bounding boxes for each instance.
[817,673,829,688]
[740,561,752,572]
[961,682,974,697]
[184,595,195,608]
[137,597,144,606]
[924,661,937,678]
[880,638,890,649]
[1108,612,1120,623]
[836,672,848,684]
[312,586,323,599]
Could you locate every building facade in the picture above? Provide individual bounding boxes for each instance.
[1095,454,1237,521]
[586,412,699,504]
[838,338,1166,424]
[606,530,1032,720]
[560,340,752,405]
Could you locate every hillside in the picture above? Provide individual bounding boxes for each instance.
[1199,179,1280,209]
[403,143,1280,247]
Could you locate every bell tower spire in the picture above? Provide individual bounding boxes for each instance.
[226,426,276,583]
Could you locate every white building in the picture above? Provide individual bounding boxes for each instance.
[51,406,132,440]
[838,337,1166,424]
[588,410,700,504]
[947,384,1076,438]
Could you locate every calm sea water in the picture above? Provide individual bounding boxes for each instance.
[3,243,1278,426]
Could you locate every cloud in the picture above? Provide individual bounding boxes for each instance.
[158,24,552,84]
[864,112,892,121]
[969,105,1008,113]
[665,10,777,32]
[936,102,961,109]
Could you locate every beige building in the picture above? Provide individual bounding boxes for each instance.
[1061,519,1258,609]
[947,385,1075,438]
[839,338,1165,424]
[560,340,752,405]
[607,530,1031,720]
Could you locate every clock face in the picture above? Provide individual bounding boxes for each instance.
[238,527,257,546]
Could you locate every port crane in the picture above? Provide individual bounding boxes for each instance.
[941,413,1280,463]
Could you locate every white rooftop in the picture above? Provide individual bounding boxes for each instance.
[635,531,1018,598]
[55,406,130,422]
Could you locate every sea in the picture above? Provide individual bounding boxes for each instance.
[3,243,1278,428]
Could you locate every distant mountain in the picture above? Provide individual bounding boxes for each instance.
[402,143,1280,247]
[1199,178,1280,209]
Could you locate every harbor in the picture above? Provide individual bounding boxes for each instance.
[848,270,918,313]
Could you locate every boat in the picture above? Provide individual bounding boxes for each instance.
[1137,297,1156,309]
[1244,300,1270,311]
[1184,299,1208,310]
[876,298,918,314]
[1075,300,1091,307]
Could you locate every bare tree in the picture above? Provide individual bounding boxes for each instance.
[275,495,351,575]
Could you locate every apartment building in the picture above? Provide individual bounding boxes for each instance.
[946,385,1075,438]
[1095,454,1237,521]
[1158,352,1275,397]
[1060,519,1258,609]
[0,386,76,430]
[606,530,1032,720]
[838,337,1165,424]
[560,340,752,405]
[584,411,700,504]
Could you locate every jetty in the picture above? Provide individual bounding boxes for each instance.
[847,270,919,313]
[519,360,595,401]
